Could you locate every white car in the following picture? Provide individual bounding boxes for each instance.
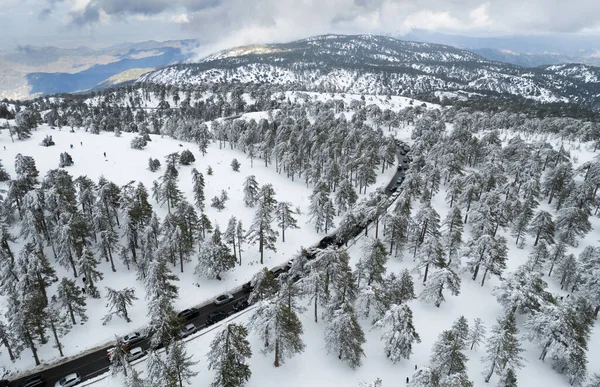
[127,347,146,362]
[179,323,197,338]
[121,332,144,346]
[214,294,234,305]
[287,259,295,268]
[54,373,81,387]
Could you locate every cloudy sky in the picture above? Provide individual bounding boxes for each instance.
[1,0,600,51]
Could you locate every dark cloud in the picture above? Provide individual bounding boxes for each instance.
[39,0,66,20]
[70,4,101,26]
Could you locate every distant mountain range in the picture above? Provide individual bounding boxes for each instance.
[0,40,197,100]
[401,30,600,68]
[139,34,600,111]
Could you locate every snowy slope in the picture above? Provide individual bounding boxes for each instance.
[138,34,600,110]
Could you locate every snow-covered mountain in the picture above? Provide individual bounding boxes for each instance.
[139,34,600,110]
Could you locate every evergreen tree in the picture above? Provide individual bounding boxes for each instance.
[98,229,119,272]
[528,210,555,247]
[384,269,416,305]
[58,152,74,168]
[158,164,183,213]
[109,335,130,377]
[308,181,333,233]
[56,277,87,326]
[547,241,567,277]
[442,206,463,268]
[335,179,358,214]
[408,367,440,387]
[236,220,245,265]
[482,312,525,383]
[124,368,145,387]
[373,304,420,364]
[451,316,470,349]
[248,267,279,304]
[420,267,461,307]
[496,369,518,387]
[556,206,592,247]
[511,198,534,247]
[467,318,486,351]
[464,234,508,286]
[0,318,21,362]
[179,149,196,165]
[45,295,69,357]
[324,302,366,369]
[586,374,600,387]
[145,350,167,387]
[0,159,10,182]
[357,238,388,287]
[493,265,553,316]
[78,247,103,298]
[231,158,241,172]
[248,300,305,367]
[276,201,299,242]
[526,241,549,272]
[430,328,469,379]
[243,175,260,207]
[148,157,161,172]
[207,323,252,387]
[165,339,199,387]
[223,216,238,262]
[195,225,236,280]
[102,287,138,324]
[246,184,278,264]
[191,168,205,211]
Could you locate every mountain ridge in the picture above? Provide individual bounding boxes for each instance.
[139,34,600,111]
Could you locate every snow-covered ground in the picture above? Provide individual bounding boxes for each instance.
[0,123,397,375]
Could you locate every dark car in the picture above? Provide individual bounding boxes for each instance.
[233,299,249,312]
[21,375,45,387]
[318,235,337,249]
[178,308,200,321]
[242,281,254,293]
[389,185,398,193]
[270,267,285,278]
[206,311,229,325]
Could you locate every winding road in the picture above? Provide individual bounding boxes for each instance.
[7,142,410,387]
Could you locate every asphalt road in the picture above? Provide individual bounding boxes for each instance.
[8,141,411,387]
[8,291,250,387]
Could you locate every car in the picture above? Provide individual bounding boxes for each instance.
[178,308,200,321]
[389,185,398,193]
[403,144,411,152]
[54,373,81,387]
[21,375,45,387]
[127,347,146,362]
[179,323,197,339]
[214,294,234,306]
[206,311,229,325]
[242,281,254,293]
[233,299,249,312]
[396,176,404,185]
[402,156,409,163]
[270,267,285,278]
[287,259,295,268]
[303,247,320,260]
[401,163,410,170]
[121,332,144,347]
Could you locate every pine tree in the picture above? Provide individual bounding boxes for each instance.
[451,316,470,349]
[511,198,534,247]
[56,277,87,325]
[430,329,469,378]
[308,181,333,233]
[324,302,365,369]
[78,247,103,298]
[482,312,525,383]
[236,220,245,265]
[556,206,592,247]
[99,229,119,272]
[408,367,440,387]
[526,241,549,272]
[357,238,388,287]
[246,184,278,264]
[145,350,167,387]
[335,179,358,214]
[109,335,130,377]
[243,175,260,207]
[384,269,416,305]
[248,267,279,304]
[585,374,600,387]
[191,168,205,211]
[148,157,161,172]
[442,206,463,268]
[528,210,555,247]
[103,287,138,324]
[124,368,145,387]
[0,159,10,182]
[496,368,518,387]
[276,201,299,242]
[165,339,199,387]
[420,267,461,307]
[416,233,445,283]
[464,234,508,286]
[179,149,196,165]
[248,300,305,367]
[223,216,238,261]
[195,225,236,280]
[207,323,252,387]
[373,304,420,364]
[467,318,486,351]
[231,158,241,172]
[493,265,553,315]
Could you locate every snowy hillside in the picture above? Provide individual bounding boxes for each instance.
[1,87,599,387]
[138,34,600,111]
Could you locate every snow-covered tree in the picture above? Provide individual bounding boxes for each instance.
[276,201,299,242]
[357,238,388,287]
[195,225,236,280]
[308,181,335,233]
[145,350,167,387]
[420,267,461,307]
[102,287,138,324]
[324,302,365,369]
[207,323,252,387]
[467,318,486,351]
[191,168,205,211]
[246,184,278,264]
[231,158,241,172]
[528,210,555,247]
[243,175,260,207]
[481,312,524,383]
[56,277,87,325]
[373,304,420,364]
[442,206,463,268]
[464,234,508,286]
[430,328,469,380]
[493,265,553,316]
[165,339,198,386]
[408,367,440,387]
[78,248,103,298]
[248,300,305,367]
[496,368,518,387]
[109,335,130,377]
